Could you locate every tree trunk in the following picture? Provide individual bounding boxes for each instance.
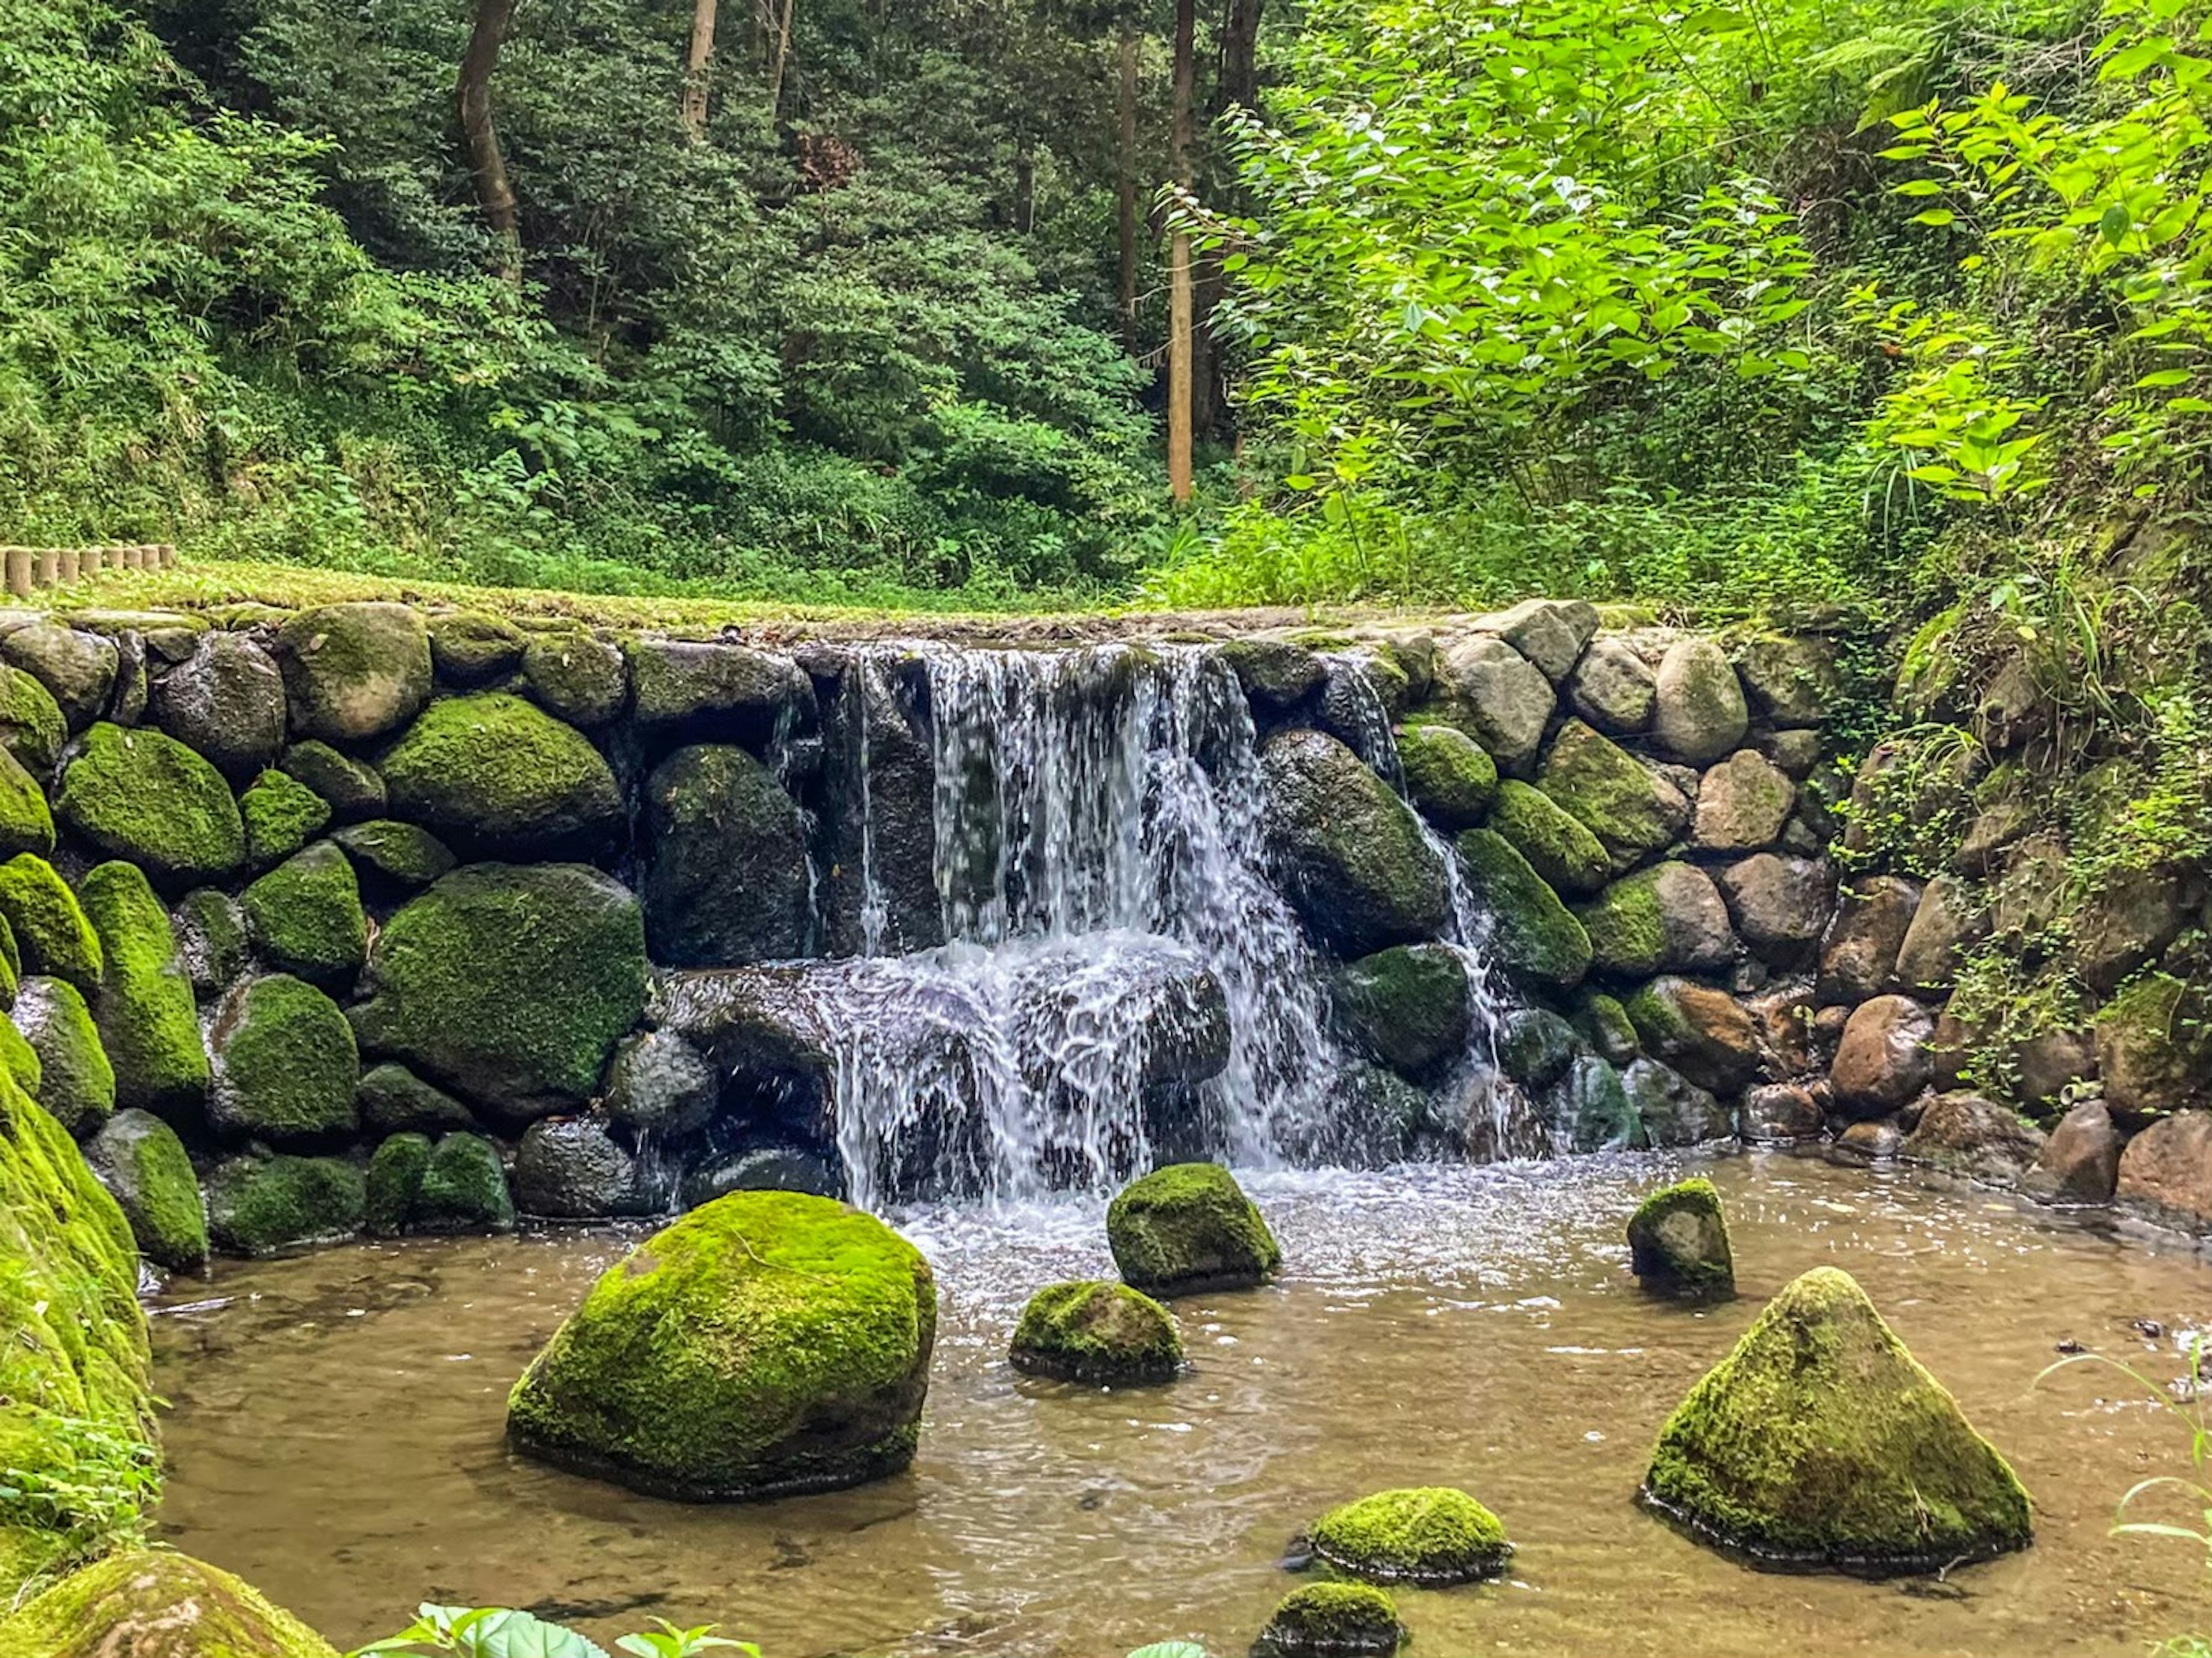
[767,0,796,117]
[1219,0,1261,115]
[1116,27,1139,354]
[1166,0,1195,505]
[457,0,522,281]
[683,0,718,139]
[1014,144,1035,233]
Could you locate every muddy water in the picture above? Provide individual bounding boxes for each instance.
[151,1152,2212,1658]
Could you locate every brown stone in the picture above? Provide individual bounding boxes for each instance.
[1743,986,1816,1078]
[2016,1027,2096,1112]
[1893,873,1986,993]
[2020,1100,2122,1206]
[1691,750,1797,853]
[1830,993,1936,1120]
[1900,1092,2046,1185]
[1832,1117,1903,1161]
[1742,1082,1824,1143]
[1815,876,1921,1006]
[1626,976,1763,1097]
[1989,830,2068,942]
[1930,1008,1978,1094]
[2115,1110,2212,1234]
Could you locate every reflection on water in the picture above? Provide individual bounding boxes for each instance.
[151,1152,2212,1657]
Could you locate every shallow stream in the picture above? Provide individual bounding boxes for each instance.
[152,1152,2212,1657]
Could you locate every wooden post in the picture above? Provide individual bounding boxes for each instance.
[56,549,78,583]
[157,544,177,570]
[81,547,103,576]
[33,551,57,588]
[5,549,30,599]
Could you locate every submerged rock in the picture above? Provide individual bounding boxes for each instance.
[0,1549,339,1658]
[1641,1265,2032,1572]
[1107,1162,1281,1296]
[1009,1279,1182,1385]
[1627,1177,1734,1296]
[507,1189,936,1500]
[1306,1487,1513,1585]
[1254,1583,1406,1658]
[1260,729,1449,957]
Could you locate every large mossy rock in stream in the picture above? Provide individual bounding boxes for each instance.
[11,975,115,1137]
[1626,1176,1734,1297]
[0,853,101,991]
[274,601,433,745]
[1641,1265,2032,1572]
[643,743,809,966]
[1255,1583,1406,1658]
[1107,1162,1281,1296]
[1260,729,1450,957]
[380,691,625,861]
[507,1189,937,1500]
[1455,829,1591,991]
[1307,1487,1514,1585]
[0,1549,340,1658]
[84,1107,207,1273]
[80,861,210,1121]
[56,723,245,887]
[1010,1279,1183,1386]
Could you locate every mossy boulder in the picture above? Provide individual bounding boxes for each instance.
[350,863,649,1122]
[1332,943,1471,1079]
[1255,1583,1405,1657]
[1623,976,1761,1097]
[1490,778,1609,895]
[643,743,809,966]
[56,722,245,886]
[1537,719,1691,868]
[0,748,52,860]
[626,638,813,746]
[81,861,210,1121]
[1579,863,1736,978]
[332,818,456,890]
[1009,1279,1182,1385]
[365,1131,432,1235]
[84,1107,207,1272]
[210,975,359,1147]
[2096,972,2212,1122]
[522,627,631,727]
[0,663,66,776]
[205,1152,366,1255]
[241,841,368,988]
[173,886,248,997]
[0,1550,338,1658]
[1454,829,1591,991]
[1497,1006,1584,1088]
[1642,1265,2032,1571]
[0,855,100,991]
[1107,1162,1281,1296]
[147,631,289,783]
[1627,1176,1734,1296]
[1622,1057,1731,1147]
[414,1131,514,1233]
[11,976,114,1137]
[1573,990,1639,1064]
[1308,1487,1513,1585]
[1260,729,1450,957]
[1541,1054,1643,1152]
[1,622,116,731]
[278,739,386,821]
[0,1017,37,1096]
[507,1189,937,1499]
[356,1061,478,1135]
[240,767,332,870]
[381,691,624,860]
[1395,722,1497,829]
[1219,638,1327,711]
[427,609,525,685]
[274,601,433,743]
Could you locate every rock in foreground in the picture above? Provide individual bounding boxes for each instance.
[1010,1279,1181,1385]
[1107,1162,1281,1296]
[1626,1176,1734,1297]
[1307,1486,1513,1585]
[1255,1583,1406,1657]
[0,1549,338,1658]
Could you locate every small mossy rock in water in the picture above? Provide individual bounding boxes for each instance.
[331,818,456,891]
[381,691,624,861]
[364,1130,431,1236]
[1642,1265,2032,1572]
[1454,829,1590,991]
[56,723,245,886]
[274,601,433,744]
[1580,863,1735,978]
[83,1107,207,1272]
[81,861,209,1121]
[1308,1487,1513,1585]
[1394,722,1497,829]
[0,663,66,776]
[603,1027,718,1136]
[0,748,52,860]
[239,767,331,870]
[1537,719,1691,869]
[1622,1058,1730,1148]
[1652,638,1749,763]
[1009,1279,1183,1385]
[1219,638,1327,711]
[1331,943,1469,1079]
[414,1131,514,1233]
[241,841,367,989]
[1,622,117,731]
[0,855,101,990]
[350,862,648,1123]
[210,975,359,1147]
[643,743,809,966]
[206,1152,366,1255]
[149,633,287,783]
[1107,1162,1281,1296]
[11,976,114,1137]
[1540,1054,1643,1152]
[1488,779,1609,895]
[356,1061,478,1135]
[427,609,525,685]
[627,638,815,748]
[1260,730,1449,958]
[0,1549,340,1658]
[1497,1006,1584,1088]
[1627,1177,1734,1296]
[513,1116,664,1218]
[507,1189,937,1500]
[172,886,247,998]
[522,627,630,727]
[278,739,386,822]
[1254,1583,1406,1658]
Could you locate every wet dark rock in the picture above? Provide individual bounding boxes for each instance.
[1217,638,1326,712]
[1455,829,1590,991]
[1741,1081,1824,1144]
[1623,1058,1730,1147]
[1497,1007,1584,1090]
[1623,977,1761,1098]
[812,650,942,958]
[172,886,247,1000]
[2020,1099,2122,1205]
[149,633,287,782]
[642,743,808,967]
[1321,1063,1446,1166]
[1815,876,1921,1006]
[1540,1054,1641,1152]
[679,1144,840,1208]
[357,1060,479,1135]
[1832,1117,1903,1161]
[513,1117,666,1218]
[1260,729,1449,957]
[603,1027,718,1137]
[1900,1092,2045,1185]
[1571,991,1639,1065]
[1332,943,1469,1080]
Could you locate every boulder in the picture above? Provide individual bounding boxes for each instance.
[355,1061,478,1135]
[2115,1110,2212,1233]
[2074,864,2198,996]
[1716,853,1834,965]
[1733,633,1840,728]
[1260,729,1449,957]
[83,1109,206,1272]
[239,768,331,870]
[1988,829,2067,942]
[522,627,630,727]
[426,610,525,685]
[1753,727,1824,779]
[679,1144,840,1208]
[1394,723,1496,829]
[1815,876,1920,1006]
[1217,638,1327,712]
[56,723,244,886]
[1623,1058,1731,1147]
[209,975,359,1147]
[1537,720,1691,868]
[1641,1265,2031,1570]
[1540,1054,1641,1152]
[1900,1092,2045,1185]
[1566,638,1657,733]
[1571,991,1639,1064]
[1306,1488,1513,1585]
[172,887,247,999]
[148,633,287,781]
[0,1549,339,1658]
[1623,977,1761,1097]
[1497,1007,1584,1089]
[412,1132,515,1233]
[380,692,624,861]
[603,1028,719,1137]
[1578,863,1735,977]
[1691,750,1796,852]
[2096,973,2211,1123]
[240,842,366,988]
[205,1153,366,1255]
[1489,780,1609,894]
[1893,873,1984,993]
[331,818,456,891]
[2014,1026,2097,1113]
[1009,1279,1182,1385]
[1,623,117,730]
[80,862,209,1121]
[1652,639,1749,762]
[350,863,649,1123]
[274,602,433,743]
[0,1015,36,1094]
[0,747,52,861]
[0,663,66,777]
[11,976,114,1137]
[1107,1162,1280,1296]
[626,638,814,748]
[1331,944,1469,1079]
[1476,598,1599,682]
[2020,1099,2122,1205]
[364,1132,431,1237]
[1317,1063,1446,1166]
[643,743,809,966]
[1834,1117,1904,1161]
[1435,636,1552,775]
[506,1189,936,1498]
[512,1116,664,1218]
[1455,830,1590,991]
[1830,995,1936,1120]
[1627,1176,1733,1296]
[1741,1081,1824,1143]
[1254,1583,1405,1658]
[0,855,101,991]
[278,739,385,822]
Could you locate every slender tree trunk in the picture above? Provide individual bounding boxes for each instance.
[1014,143,1035,233]
[1220,0,1260,113]
[683,0,718,139]
[767,0,796,117]
[458,0,522,281]
[1199,0,1263,452]
[1166,0,1195,505]
[1116,27,1139,354]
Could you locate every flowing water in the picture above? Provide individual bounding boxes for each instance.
[151,1152,2212,1657]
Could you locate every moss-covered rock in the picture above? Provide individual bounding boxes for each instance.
[365,1130,432,1235]
[0,1019,37,1101]
[381,692,624,860]
[522,627,630,727]
[1579,863,1736,978]
[643,743,809,966]
[0,663,66,777]
[332,818,456,890]
[1331,943,1470,1080]
[84,1107,207,1272]
[81,861,209,1121]
[1260,729,1450,957]
[1307,1487,1513,1585]
[0,1548,339,1658]
[627,638,814,747]
[1537,719,1691,868]
[11,976,113,1137]
[1219,638,1328,711]
[350,863,649,1122]
[2097,972,2212,1122]
[1643,1267,2032,1572]
[1490,779,1609,894]
[1497,1006,1584,1088]
[428,609,525,685]
[1627,1176,1733,1296]
[1107,1162,1281,1296]
[1573,990,1640,1064]
[0,855,101,992]
[1541,1054,1643,1152]
[173,886,248,998]
[210,975,359,1147]
[414,1130,514,1233]
[1453,829,1591,991]
[1254,1583,1406,1657]
[274,601,433,744]
[0,747,52,861]
[241,841,367,988]
[205,1152,366,1255]
[1009,1279,1182,1385]
[1623,976,1761,1097]
[1,622,116,732]
[1395,722,1497,829]
[240,767,332,870]
[56,722,245,886]
[507,1189,936,1499]
[278,739,386,822]
[356,1061,478,1134]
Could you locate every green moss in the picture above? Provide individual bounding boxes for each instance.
[1332,943,1470,1078]
[278,739,386,821]
[1106,1162,1281,1296]
[380,691,623,859]
[0,746,53,861]
[79,862,209,1121]
[1454,829,1592,990]
[1490,779,1609,894]
[173,886,248,999]
[0,855,103,991]
[241,843,366,988]
[1009,1280,1182,1384]
[414,1132,514,1233]
[0,911,19,985]
[1642,1266,2032,1570]
[427,609,525,684]
[240,768,332,870]
[211,975,358,1146]
[522,627,631,727]
[1261,729,1451,958]
[0,1018,39,1098]
[205,1154,366,1255]
[1627,1177,1734,1296]
[0,1549,339,1657]
[1577,867,1669,977]
[274,601,432,746]
[1256,1583,1404,1657]
[1537,718,1690,865]
[1308,1487,1513,1585]
[355,1062,476,1134]
[55,722,244,886]
[1573,991,1640,1063]
[0,664,66,777]
[331,819,456,889]
[11,978,113,1138]
[365,1132,432,1236]
[85,1108,207,1273]
[506,1189,937,1499]
[1396,722,1498,829]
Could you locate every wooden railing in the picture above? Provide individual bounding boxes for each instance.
[1,544,177,597]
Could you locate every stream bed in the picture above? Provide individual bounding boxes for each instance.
[151,1151,2212,1657]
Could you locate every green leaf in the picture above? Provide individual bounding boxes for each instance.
[1908,208,1958,227]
